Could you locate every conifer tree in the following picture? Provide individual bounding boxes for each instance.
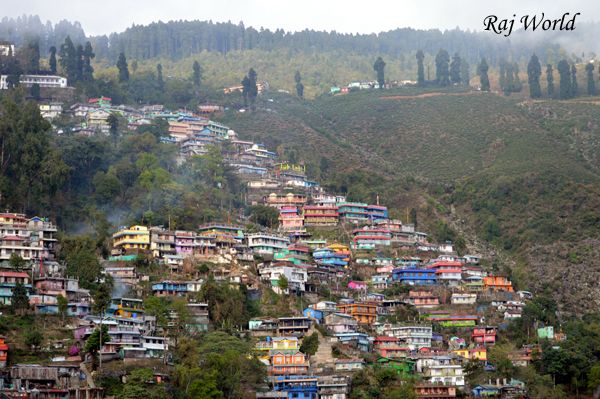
[477,58,490,91]
[192,60,202,88]
[527,54,542,98]
[450,53,461,85]
[373,56,386,89]
[294,71,304,98]
[82,41,95,81]
[117,52,129,83]
[416,50,425,86]
[59,36,77,82]
[435,49,450,86]
[49,46,57,74]
[546,64,555,97]
[557,60,572,99]
[586,62,595,95]
[460,59,470,86]
[571,64,578,97]
[157,63,164,91]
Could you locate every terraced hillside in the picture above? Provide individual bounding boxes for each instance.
[220,88,600,314]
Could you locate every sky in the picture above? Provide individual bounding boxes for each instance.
[2,0,597,36]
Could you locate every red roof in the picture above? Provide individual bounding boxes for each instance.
[0,271,29,278]
[2,235,25,241]
[435,268,462,274]
[429,261,463,268]
[374,336,399,342]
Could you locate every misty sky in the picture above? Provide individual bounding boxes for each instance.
[3,0,597,36]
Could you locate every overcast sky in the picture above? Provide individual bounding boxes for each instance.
[2,0,596,36]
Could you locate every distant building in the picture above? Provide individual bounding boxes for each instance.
[0,41,15,56]
[39,102,63,120]
[0,74,68,90]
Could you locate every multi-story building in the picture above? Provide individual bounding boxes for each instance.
[0,213,57,261]
[337,202,369,222]
[0,336,8,368]
[265,193,308,210]
[149,227,176,259]
[151,280,203,297]
[392,268,437,285]
[259,264,307,294]
[366,205,389,221]
[336,302,378,325]
[483,275,514,292]
[423,364,465,387]
[112,225,150,255]
[472,326,497,344]
[0,271,31,305]
[393,325,433,350]
[351,227,392,250]
[248,233,290,254]
[278,206,304,230]
[302,205,339,226]
[0,74,67,90]
[0,41,15,56]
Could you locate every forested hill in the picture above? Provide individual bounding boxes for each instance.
[0,16,567,65]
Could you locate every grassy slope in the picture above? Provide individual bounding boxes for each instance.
[220,88,600,313]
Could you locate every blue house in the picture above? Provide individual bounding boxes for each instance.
[303,307,324,323]
[272,375,318,399]
[392,268,437,285]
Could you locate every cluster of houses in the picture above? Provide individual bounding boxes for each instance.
[329,79,417,95]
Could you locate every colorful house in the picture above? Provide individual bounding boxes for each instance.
[392,268,437,285]
[248,233,290,254]
[366,205,389,221]
[351,227,392,249]
[265,193,307,210]
[415,384,457,399]
[278,206,305,230]
[0,336,8,368]
[337,202,369,221]
[452,347,487,361]
[270,375,318,399]
[0,271,31,305]
[373,336,410,358]
[348,281,368,291]
[483,275,514,292]
[336,302,378,325]
[302,205,339,226]
[407,291,440,308]
[472,326,497,344]
[112,225,150,255]
[377,357,415,376]
[428,315,478,328]
[451,292,477,305]
[270,351,309,376]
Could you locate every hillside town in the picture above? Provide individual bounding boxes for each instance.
[0,94,556,399]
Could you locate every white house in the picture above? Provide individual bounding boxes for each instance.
[451,293,477,305]
[0,74,68,89]
[39,103,63,120]
[259,264,307,294]
[247,233,290,254]
[0,42,15,57]
[424,364,465,387]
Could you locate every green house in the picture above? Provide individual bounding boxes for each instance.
[377,356,415,376]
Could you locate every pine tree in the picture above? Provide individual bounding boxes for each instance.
[435,49,450,86]
[294,71,304,98]
[373,56,386,89]
[49,46,57,74]
[546,64,555,97]
[26,40,40,73]
[75,44,84,82]
[59,36,77,82]
[557,60,572,99]
[571,64,578,97]
[82,41,95,81]
[586,62,596,95]
[416,50,425,86]
[157,63,164,91]
[117,52,129,83]
[460,59,470,86]
[192,60,202,87]
[450,53,461,85]
[527,54,542,98]
[477,58,490,91]
[242,68,258,108]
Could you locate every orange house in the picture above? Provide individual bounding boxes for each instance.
[483,276,514,292]
[0,337,8,368]
[336,302,378,325]
[373,336,410,358]
[270,350,309,375]
[415,384,457,398]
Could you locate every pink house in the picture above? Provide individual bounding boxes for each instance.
[348,281,368,290]
[278,206,304,230]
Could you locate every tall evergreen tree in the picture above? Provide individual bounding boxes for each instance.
[527,54,542,98]
[242,68,258,107]
[586,62,596,95]
[450,53,461,85]
[82,41,95,81]
[546,64,555,97]
[75,44,84,82]
[26,40,40,73]
[192,60,202,87]
[557,60,572,99]
[460,59,470,86]
[571,64,578,97]
[117,52,129,83]
[477,58,490,91]
[59,36,77,82]
[157,63,164,91]
[416,50,425,86]
[435,49,450,86]
[48,46,57,74]
[373,56,386,89]
[294,71,304,98]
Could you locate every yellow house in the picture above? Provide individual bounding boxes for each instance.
[272,337,299,351]
[112,225,150,255]
[452,347,487,361]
